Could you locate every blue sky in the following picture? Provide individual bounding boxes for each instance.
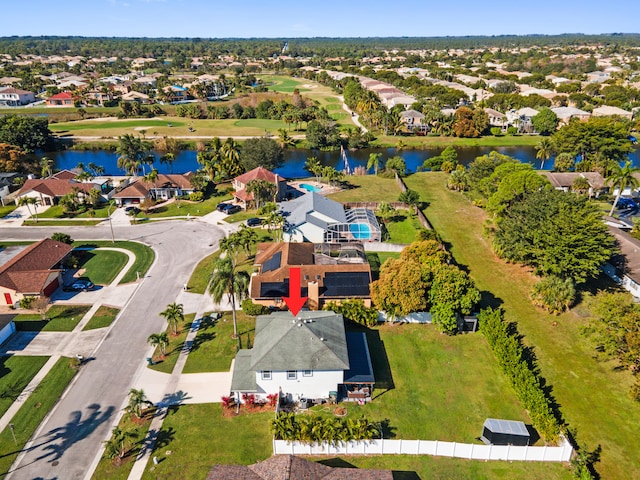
[5,0,640,38]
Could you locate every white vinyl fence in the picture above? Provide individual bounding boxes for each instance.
[273,437,573,462]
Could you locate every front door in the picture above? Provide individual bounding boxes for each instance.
[4,293,12,305]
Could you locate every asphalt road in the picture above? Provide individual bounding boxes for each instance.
[2,220,225,479]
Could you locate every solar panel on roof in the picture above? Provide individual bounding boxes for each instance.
[260,280,288,297]
[323,271,370,296]
[262,251,281,273]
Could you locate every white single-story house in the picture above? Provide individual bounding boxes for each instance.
[230,310,375,403]
[112,173,195,205]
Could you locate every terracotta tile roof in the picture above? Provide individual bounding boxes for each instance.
[233,188,254,202]
[47,91,75,100]
[234,167,286,186]
[206,455,393,480]
[113,173,194,199]
[113,181,150,199]
[0,238,72,294]
[17,176,99,198]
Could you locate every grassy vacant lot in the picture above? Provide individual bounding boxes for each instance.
[0,356,48,418]
[92,408,156,480]
[141,404,272,480]
[73,241,154,284]
[77,249,129,285]
[0,357,77,476]
[14,305,90,332]
[83,306,120,331]
[328,175,401,203]
[182,311,256,373]
[148,314,195,374]
[405,172,640,479]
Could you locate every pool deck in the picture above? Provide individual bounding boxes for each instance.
[289,180,342,196]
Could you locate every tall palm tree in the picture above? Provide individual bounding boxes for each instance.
[103,426,137,460]
[147,332,169,357]
[367,153,382,175]
[18,196,40,222]
[304,156,321,183]
[220,138,243,177]
[535,138,554,170]
[40,156,53,178]
[116,134,153,176]
[607,161,640,216]
[159,302,184,336]
[208,256,249,340]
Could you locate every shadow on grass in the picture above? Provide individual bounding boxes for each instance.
[317,458,420,479]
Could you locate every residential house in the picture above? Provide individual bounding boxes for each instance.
[45,91,77,107]
[0,238,73,306]
[84,89,113,106]
[120,91,151,104]
[230,310,375,403]
[592,105,633,120]
[250,242,373,310]
[163,85,189,103]
[539,171,606,197]
[399,109,426,132]
[0,172,19,204]
[206,455,392,480]
[551,106,591,125]
[484,108,508,129]
[0,87,36,107]
[232,166,287,209]
[279,192,381,243]
[15,170,104,207]
[506,107,539,133]
[604,228,640,299]
[112,173,195,205]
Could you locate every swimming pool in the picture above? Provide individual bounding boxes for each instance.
[349,223,372,240]
[299,183,321,193]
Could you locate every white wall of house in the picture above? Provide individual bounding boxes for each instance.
[0,285,22,306]
[15,190,54,206]
[256,369,342,400]
[622,275,640,299]
[284,223,326,243]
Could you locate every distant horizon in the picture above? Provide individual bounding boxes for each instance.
[3,0,640,39]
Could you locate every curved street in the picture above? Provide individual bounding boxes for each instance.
[2,220,226,479]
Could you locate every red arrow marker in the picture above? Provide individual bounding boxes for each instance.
[282,267,307,316]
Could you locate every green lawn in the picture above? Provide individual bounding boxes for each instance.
[182,312,256,373]
[83,306,121,330]
[35,204,110,219]
[14,305,90,332]
[72,241,154,284]
[92,408,156,480]
[223,210,260,223]
[0,204,17,218]
[366,252,401,280]
[383,211,421,244]
[23,219,104,226]
[0,357,77,477]
[328,175,401,203]
[50,119,186,132]
[76,249,129,285]
[262,75,310,93]
[143,189,232,219]
[404,172,640,479]
[233,118,289,130]
[141,404,273,480]
[148,315,195,374]
[187,251,221,294]
[0,356,48,418]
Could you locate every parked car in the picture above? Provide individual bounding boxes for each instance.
[246,217,262,226]
[216,203,229,212]
[63,279,95,292]
[222,204,241,215]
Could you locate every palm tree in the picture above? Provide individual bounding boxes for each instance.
[246,179,276,210]
[116,134,153,176]
[40,156,53,178]
[304,156,321,183]
[147,332,169,357]
[367,153,382,175]
[277,128,296,148]
[159,153,176,173]
[142,168,159,187]
[535,138,554,170]
[103,426,137,460]
[220,138,243,178]
[159,302,184,336]
[208,256,249,340]
[18,196,41,222]
[126,388,152,419]
[607,161,640,216]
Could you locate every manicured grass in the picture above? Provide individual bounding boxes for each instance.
[0,204,17,218]
[35,204,110,219]
[83,306,121,331]
[92,409,156,480]
[328,175,401,203]
[366,251,401,280]
[373,134,541,148]
[140,404,273,480]
[404,172,640,479]
[50,119,185,132]
[14,305,90,332]
[262,75,310,93]
[0,356,48,418]
[223,210,259,223]
[144,190,232,219]
[73,241,155,284]
[187,250,221,294]
[76,249,128,285]
[233,118,289,130]
[23,219,104,226]
[148,315,195,374]
[383,211,421,244]
[182,311,256,373]
[0,357,77,477]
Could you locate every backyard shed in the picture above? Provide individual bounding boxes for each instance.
[481,418,530,446]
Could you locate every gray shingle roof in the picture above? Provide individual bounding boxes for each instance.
[230,350,258,392]
[250,311,349,372]
[280,192,347,228]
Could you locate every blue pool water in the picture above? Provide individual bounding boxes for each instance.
[350,223,372,240]
[299,183,321,192]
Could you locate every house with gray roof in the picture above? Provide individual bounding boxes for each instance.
[230,310,375,403]
[280,192,381,243]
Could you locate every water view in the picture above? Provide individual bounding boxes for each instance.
[50,145,640,178]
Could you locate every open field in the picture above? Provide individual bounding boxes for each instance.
[0,356,48,418]
[405,172,640,479]
[14,305,91,332]
[0,357,77,476]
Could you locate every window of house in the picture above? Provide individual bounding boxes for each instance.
[261,370,272,380]
[287,370,297,380]
[303,370,313,377]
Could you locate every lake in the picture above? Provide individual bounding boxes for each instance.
[49,145,640,179]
